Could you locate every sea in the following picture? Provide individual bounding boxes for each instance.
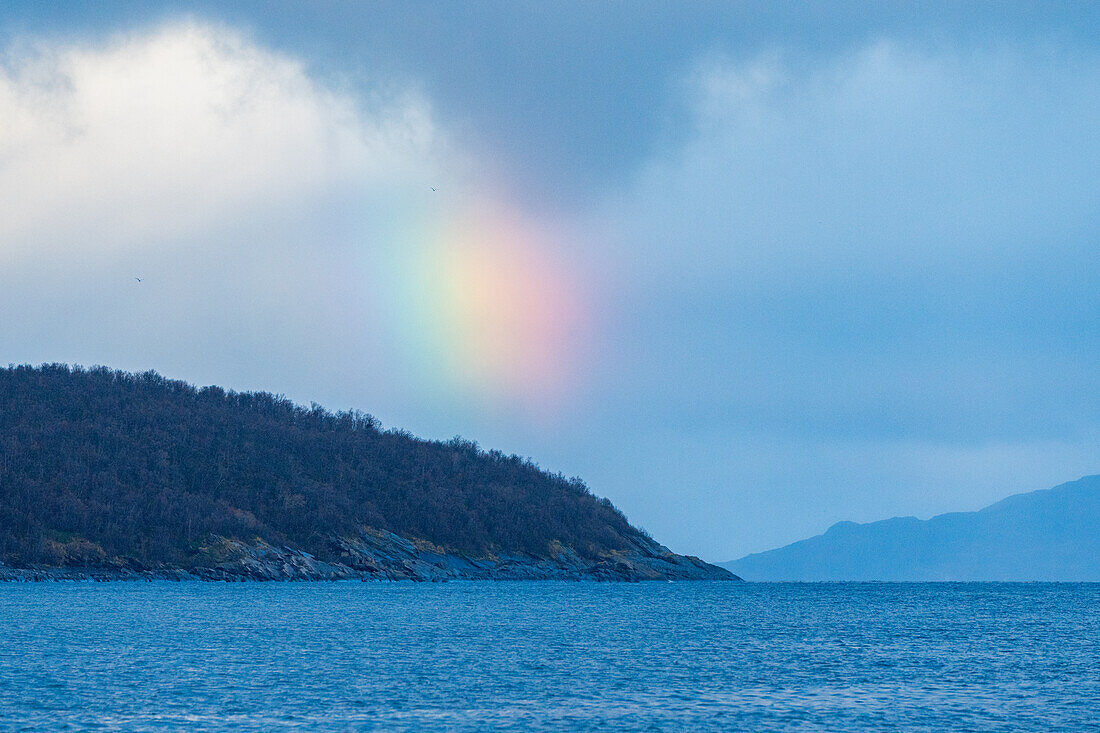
[0,581,1097,731]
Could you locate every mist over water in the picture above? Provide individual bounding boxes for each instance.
[1,582,1097,731]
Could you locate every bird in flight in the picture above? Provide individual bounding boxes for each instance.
[430,187,437,191]
[135,277,143,282]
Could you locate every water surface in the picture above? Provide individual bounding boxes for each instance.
[1,582,1097,731]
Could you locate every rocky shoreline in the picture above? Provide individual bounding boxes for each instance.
[0,528,739,582]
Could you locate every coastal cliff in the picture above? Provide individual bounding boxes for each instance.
[0,364,735,581]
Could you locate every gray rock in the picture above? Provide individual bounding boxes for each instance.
[1,528,739,582]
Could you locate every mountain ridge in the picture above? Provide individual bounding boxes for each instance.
[722,475,1100,581]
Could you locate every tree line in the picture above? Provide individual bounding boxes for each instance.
[0,364,641,568]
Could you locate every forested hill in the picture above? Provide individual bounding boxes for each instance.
[0,364,732,580]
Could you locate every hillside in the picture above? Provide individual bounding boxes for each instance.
[0,364,733,581]
[723,476,1100,581]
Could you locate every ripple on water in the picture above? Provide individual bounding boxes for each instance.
[0,582,1097,731]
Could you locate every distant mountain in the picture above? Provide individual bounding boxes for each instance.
[723,476,1100,581]
[0,364,734,581]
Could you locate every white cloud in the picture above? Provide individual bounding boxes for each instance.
[0,21,483,422]
[0,22,452,259]
[0,21,596,431]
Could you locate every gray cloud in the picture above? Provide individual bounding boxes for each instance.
[601,41,1100,443]
[570,41,1100,556]
[2,21,1096,560]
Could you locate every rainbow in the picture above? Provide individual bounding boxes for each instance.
[384,199,589,414]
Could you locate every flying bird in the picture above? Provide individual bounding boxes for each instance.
[430,187,437,191]
[135,277,143,282]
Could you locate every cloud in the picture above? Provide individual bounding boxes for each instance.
[0,22,451,260]
[601,41,1100,445]
[0,21,463,423]
[0,21,595,427]
[2,20,1096,559]
[561,40,1100,557]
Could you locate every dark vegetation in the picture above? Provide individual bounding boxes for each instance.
[0,364,643,569]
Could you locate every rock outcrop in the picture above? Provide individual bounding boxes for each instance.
[0,528,737,582]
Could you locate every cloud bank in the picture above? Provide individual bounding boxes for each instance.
[589,41,1100,554]
[604,41,1100,442]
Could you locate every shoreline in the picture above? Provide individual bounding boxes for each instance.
[1,531,739,582]
[0,567,738,583]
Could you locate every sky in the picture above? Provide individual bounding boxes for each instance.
[1,1,1097,561]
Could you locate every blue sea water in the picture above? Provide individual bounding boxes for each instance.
[0,582,1097,731]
